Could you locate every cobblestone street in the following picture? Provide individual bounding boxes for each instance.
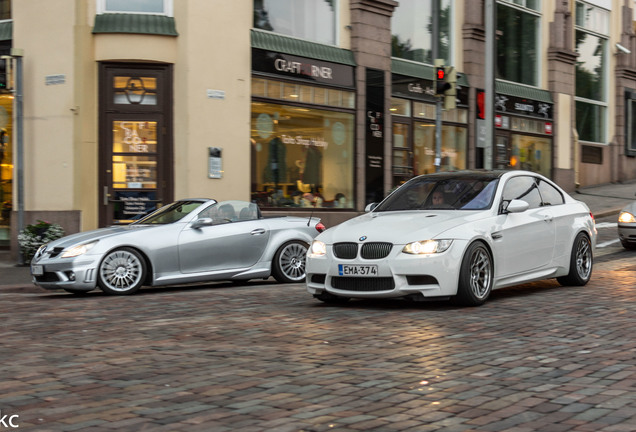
[2,254,636,431]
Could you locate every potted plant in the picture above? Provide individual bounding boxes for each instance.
[17,220,65,262]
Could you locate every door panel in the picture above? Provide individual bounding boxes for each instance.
[177,220,271,274]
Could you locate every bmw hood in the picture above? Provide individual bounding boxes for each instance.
[318,210,485,244]
[42,225,157,249]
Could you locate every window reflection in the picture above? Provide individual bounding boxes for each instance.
[496,2,539,86]
[253,0,336,45]
[391,0,452,64]
[113,76,157,105]
[251,102,354,209]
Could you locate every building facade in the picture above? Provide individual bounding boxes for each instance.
[3,0,636,258]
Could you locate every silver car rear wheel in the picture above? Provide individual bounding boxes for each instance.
[97,247,146,295]
[557,233,592,286]
[272,241,308,283]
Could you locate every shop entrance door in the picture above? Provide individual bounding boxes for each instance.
[98,64,173,226]
[102,114,165,224]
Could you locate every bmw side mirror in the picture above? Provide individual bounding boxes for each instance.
[506,199,530,214]
[365,203,378,212]
[191,217,214,229]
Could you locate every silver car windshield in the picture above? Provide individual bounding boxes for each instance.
[375,176,499,212]
[133,201,205,225]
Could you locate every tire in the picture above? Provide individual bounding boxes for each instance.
[454,242,493,306]
[557,233,592,286]
[272,240,308,283]
[97,247,147,295]
[314,292,350,304]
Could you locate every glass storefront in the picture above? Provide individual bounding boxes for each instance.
[509,134,551,177]
[251,100,354,209]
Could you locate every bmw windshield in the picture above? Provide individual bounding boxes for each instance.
[375,175,499,212]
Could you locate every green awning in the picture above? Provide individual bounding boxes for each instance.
[251,29,355,66]
[495,80,553,103]
[0,21,12,41]
[391,58,469,86]
[93,14,178,36]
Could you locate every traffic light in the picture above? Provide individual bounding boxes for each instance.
[434,66,451,95]
[443,67,457,110]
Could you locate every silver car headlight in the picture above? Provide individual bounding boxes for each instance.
[308,240,327,257]
[61,241,98,258]
[618,211,636,224]
[403,239,453,254]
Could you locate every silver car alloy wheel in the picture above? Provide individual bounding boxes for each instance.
[469,247,492,299]
[278,242,307,282]
[575,236,592,280]
[100,249,144,292]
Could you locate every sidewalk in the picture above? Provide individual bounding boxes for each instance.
[1,181,635,288]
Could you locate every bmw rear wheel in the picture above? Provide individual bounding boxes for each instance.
[557,233,592,286]
[272,240,308,283]
[97,247,147,295]
[455,242,493,306]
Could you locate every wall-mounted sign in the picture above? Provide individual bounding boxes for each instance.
[113,191,157,222]
[252,48,355,88]
[208,147,222,179]
[207,89,226,100]
[391,74,469,106]
[477,90,553,120]
[45,74,66,86]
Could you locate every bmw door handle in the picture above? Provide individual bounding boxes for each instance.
[544,215,553,223]
[251,228,266,235]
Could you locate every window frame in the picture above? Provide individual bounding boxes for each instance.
[96,0,173,16]
[574,1,609,145]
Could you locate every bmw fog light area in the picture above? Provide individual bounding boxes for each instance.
[403,239,453,255]
[308,240,326,257]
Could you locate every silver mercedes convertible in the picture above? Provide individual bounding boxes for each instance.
[31,199,325,295]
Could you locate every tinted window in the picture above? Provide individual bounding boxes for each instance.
[502,176,541,209]
[538,180,564,206]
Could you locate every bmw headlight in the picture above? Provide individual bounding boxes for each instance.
[61,241,98,258]
[308,240,327,257]
[618,211,636,224]
[403,239,453,254]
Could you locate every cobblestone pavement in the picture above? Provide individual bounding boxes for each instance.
[2,255,636,432]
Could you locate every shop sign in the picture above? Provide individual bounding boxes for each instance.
[252,48,355,88]
[496,93,552,119]
[392,74,469,105]
[545,122,552,134]
[365,69,385,204]
[113,191,157,221]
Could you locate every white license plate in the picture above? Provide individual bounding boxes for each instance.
[31,265,44,276]
[338,264,378,277]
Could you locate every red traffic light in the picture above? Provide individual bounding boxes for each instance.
[436,67,445,80]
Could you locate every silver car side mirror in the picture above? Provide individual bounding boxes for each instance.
[191,217,214,229]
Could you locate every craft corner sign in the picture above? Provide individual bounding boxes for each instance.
[252,48,355,88]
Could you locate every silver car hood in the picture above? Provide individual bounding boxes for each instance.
[44,225,156,249]
[318,210,485,244]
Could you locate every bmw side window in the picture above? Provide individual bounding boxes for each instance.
[538,180,564,206]
[501,176,542,211]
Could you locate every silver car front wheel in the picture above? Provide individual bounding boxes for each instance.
[97,247,146,295]
[272,241,308,283]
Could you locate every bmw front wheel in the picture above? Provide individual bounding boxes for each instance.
[455,242,493,306]
[97,247,147,295]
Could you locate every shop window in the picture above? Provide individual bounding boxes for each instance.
[251,77,354,109]
[496,1,540,86]
[626,94,636,156]
[390,98,410,117]
[113,76,157,105]
[251,101,354,209]
[253,0,336,46]
[412,122,467,175]
[509,135,551,177]
[391,0,452,65]
[98,0,172,15]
